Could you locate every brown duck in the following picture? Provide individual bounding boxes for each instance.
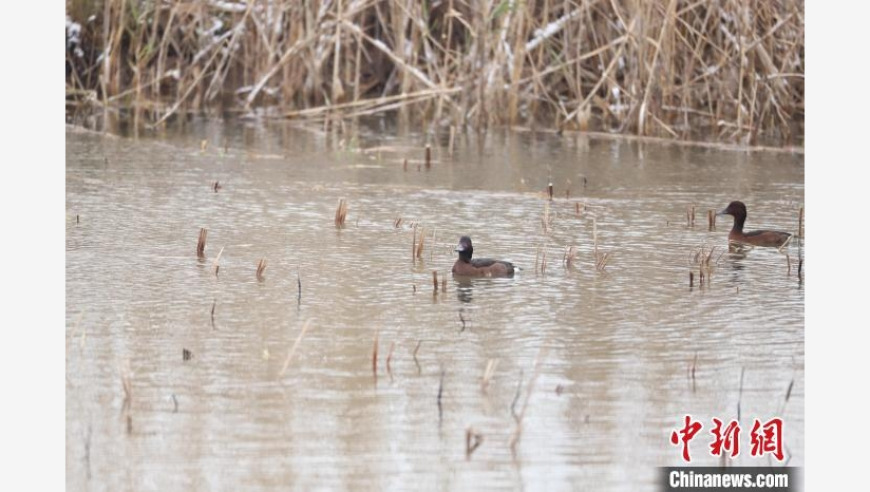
[452,236,515,277]
[717,201,792,248]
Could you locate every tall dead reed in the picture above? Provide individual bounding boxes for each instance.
[66,1,803,145]
[335,198,348,228]
[196,228,207,258]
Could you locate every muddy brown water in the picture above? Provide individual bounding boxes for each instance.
[66,118,803,491]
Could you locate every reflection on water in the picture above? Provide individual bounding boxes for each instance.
[66,118,804,491]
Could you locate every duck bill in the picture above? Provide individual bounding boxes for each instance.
[454,244,467,252]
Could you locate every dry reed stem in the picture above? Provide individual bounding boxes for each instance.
[196,228,207,258]
[481,359,499,393]
[415,227,425,259]
[213,246,225,276]
[335,198,348,228]
[425,145,431,169]
[256,259,267,281]
[565,245,578,269]
[465,428,484,460]
[432,270,438,293]
[297,272,302,304]
[280,320,312,376]
[372,330,379,378]
[510,347,548,454]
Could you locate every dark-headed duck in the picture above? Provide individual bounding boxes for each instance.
[717,201,792,249]
[452,236,515,277]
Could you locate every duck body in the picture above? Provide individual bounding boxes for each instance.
[718,201,792,248]
[452,236,515,278]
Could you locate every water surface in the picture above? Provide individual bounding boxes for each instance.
[66,118,804,491]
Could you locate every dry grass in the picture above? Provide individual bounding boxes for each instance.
[66,0,803,145]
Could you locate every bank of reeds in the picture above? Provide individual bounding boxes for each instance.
[66,0,803,145]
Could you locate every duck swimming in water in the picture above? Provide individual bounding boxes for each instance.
[717,201,792,249]
[451,236,516,277]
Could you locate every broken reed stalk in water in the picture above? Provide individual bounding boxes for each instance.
[403,158,408,172]
[415,227,425,259]
[256,259,267,281]
[541,202,552,234]
[334,198,348,228]
[565,245,577,268]
[297,272,302,304]
[386,342,396,378]
[510,347,548,454]
[432,270,438,293]
[210,299,216,328]
[465,427,484,460]
[280,320,312,376]
[593,218,598,257]
[481,359,499,393]
[411,225,417,260]
[196,228,207,258]
[596,252,612,272]
[448,126,456,158]
[372,330,379,379]
[708,209,716,231]
[213,246,224,277]
[547,182,554,201]
[425,144,431,169]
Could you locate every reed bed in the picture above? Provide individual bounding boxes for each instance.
[66,0,803,145]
